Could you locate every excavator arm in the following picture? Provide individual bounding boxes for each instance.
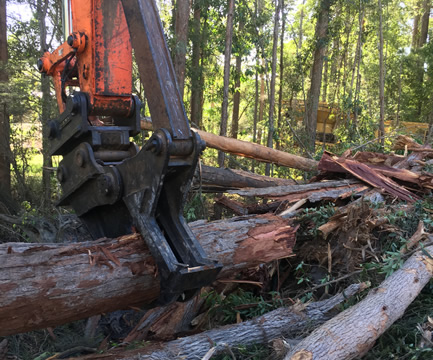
[38,0,221,303]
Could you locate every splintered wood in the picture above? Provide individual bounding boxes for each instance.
[318,151,421,202]
[217,138,432,218]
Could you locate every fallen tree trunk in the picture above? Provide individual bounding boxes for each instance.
[227,179,361,198]
[216,183,369,216]
[0,214,296,336]
[285,240,433,360]
[91,283,369,359]
[141,118,318,172]
[194,165,295,191]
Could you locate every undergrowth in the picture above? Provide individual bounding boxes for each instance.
[204,289,285,325]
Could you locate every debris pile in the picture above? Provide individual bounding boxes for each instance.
[1,135,433,360]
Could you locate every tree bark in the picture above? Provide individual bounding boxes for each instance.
[351,5,365,131]
[258,58,265,145]
[228,178,360,197]
[140,118,319,171]
[395,58,402,127]
[341,11,354,110]
[419,0,431,48]
[195,165,295,191]
[265,0,280,176]
[305,0,331,153]
[321,47,328,103]
[0,214,296,336]
[285,241,433,360]
[96,283,369,360]
[378,0,385,146]
[196,129,318,171]
[253,52,259,172]
[230,22,244,140]
[415,0,431,117]
[0,0,11,210]
[318,152,420,202]
[218,0,235,167]
[277,0,286,150]
[328,36,340,105]
[173,0,190,99]
[412,2,421,49]
[190,3,202,128]
[298,0,305,50]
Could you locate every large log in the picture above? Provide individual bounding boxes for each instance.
[227,178,361,198]
[194,165,295,191]
[141,118,318,172]
[284,239,433,360]
[0,214,296,336]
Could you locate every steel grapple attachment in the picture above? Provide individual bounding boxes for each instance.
[48,95,221,303]
[42,0,222,303]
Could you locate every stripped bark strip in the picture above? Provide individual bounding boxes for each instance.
[318,152,420,202]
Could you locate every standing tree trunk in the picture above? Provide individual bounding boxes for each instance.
[0,0,11,210]
[416,0,431,117]
[378,0,385,146]
[231,21,244,139]
[37,0,53,211]
[328,36,340,105]
[173,0,190,99]
[419,0,431,48]
[321,47,328,103]
[252,19,259,173]
[277,0,286,150]
[396,57,402,127]
[265,0,280,176]
[257,58,265,146]
[304,0,331,154]
[350,5,365,131]
[341,10,354,107]
[190,4,202,128]
[298,0,305,50]
[412,1,421,49]
[353,51,362,128]
[218,0,235,167]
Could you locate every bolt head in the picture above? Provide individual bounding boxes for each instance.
[75,149,86,167]
[57,165,66,183]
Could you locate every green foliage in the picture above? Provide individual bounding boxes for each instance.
[387,197,433,236]
[358,196,433,284]
[380,247,405,278]
[211,344,271,360]
[363,292,433,360]
[184,192,206,222]
[6,320,100,360]
[204,289,284,325]
[299,204,335,237]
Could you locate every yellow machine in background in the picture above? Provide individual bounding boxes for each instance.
[288,100,430,144]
